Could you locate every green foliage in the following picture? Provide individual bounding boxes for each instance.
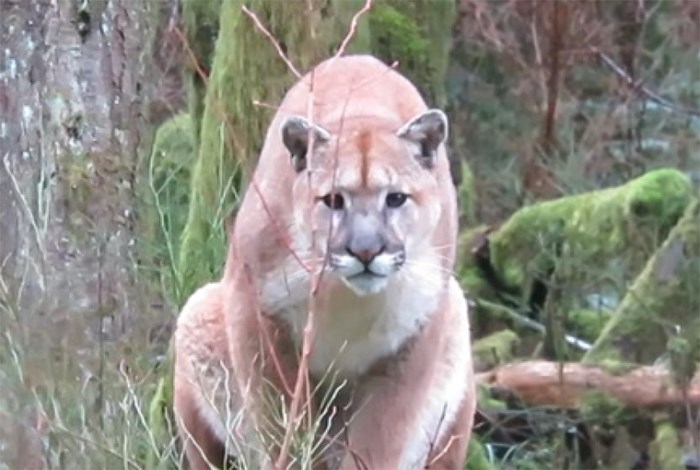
[584,199,700,364]
[0,318,181,468]
[141,113,195,306]
[465,438,495,470]
[650,416,684,470]
[369,4,431,92]
[368,0,455,107]
[564,308,611,342]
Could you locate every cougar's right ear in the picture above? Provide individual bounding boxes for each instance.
[281,116,331,172]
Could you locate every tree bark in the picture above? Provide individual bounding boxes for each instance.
[0,0,177,466]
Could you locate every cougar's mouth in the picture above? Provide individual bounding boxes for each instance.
[347,268,388,279]
[341,269,390,296]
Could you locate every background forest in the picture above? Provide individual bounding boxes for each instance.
[1,0,699,469]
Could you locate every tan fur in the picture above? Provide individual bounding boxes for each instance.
[173,55,475,469]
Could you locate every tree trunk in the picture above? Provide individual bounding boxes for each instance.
[0,0,178,466]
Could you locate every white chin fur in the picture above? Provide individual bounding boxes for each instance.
[341,273,390,296]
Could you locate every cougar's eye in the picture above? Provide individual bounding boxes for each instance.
[386,192,408,208]
[321,193,345,210]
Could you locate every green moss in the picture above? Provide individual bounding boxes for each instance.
[457,225,491,293]
[584,198,700,364]
[579,390,632,423]
[458,161,477,226]
[369,4,431,97]
[594,359,639,376]
[476,382,507,412]
[565,308,611,342]
[650,416,684,470]
[472,329,519,370]
[368,0,456,106]
[667,335,700,388]
[489,168,693,290]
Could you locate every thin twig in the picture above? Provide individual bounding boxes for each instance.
[593,47,700,118]
[334,0,373,60]
[171,26,210,83]
[276,62,321,469]
[476,298,592,351]
[2,154,47,262]
[241,5,301,78]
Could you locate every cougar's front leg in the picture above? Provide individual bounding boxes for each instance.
[226,293,303,466]
[425,280,476,470]
[336,312,447,469]
[339,282,474,470]
[173,282,233,469]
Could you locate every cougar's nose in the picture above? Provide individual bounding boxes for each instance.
[346,244,385,266]
[346,214,385,266]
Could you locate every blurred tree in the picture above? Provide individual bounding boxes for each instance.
[0,0,181,467]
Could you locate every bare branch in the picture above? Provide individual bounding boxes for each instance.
[334,0,373,60]
[241,5,302,78]
[477,360,700,408]
[593,47,700,118]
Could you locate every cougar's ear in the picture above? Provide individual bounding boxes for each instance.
[397,109,449,168]
[281,115,331,172]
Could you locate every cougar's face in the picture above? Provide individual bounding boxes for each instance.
[283,109,449,296]
[312,188,413,295]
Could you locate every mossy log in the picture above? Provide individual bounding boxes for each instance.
[460,169,693,341]
[488,168,692,293]
[583,198,700,366]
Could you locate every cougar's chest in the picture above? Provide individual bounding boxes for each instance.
[261,248,444,379]
[281,278,439,379]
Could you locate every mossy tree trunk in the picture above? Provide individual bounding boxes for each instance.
[0,0,181,467]
[182,0,222,150]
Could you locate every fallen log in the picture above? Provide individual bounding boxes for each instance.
[475,360,700,409]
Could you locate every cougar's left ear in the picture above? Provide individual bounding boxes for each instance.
[397,109,449,168]
[281,115,331,172]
